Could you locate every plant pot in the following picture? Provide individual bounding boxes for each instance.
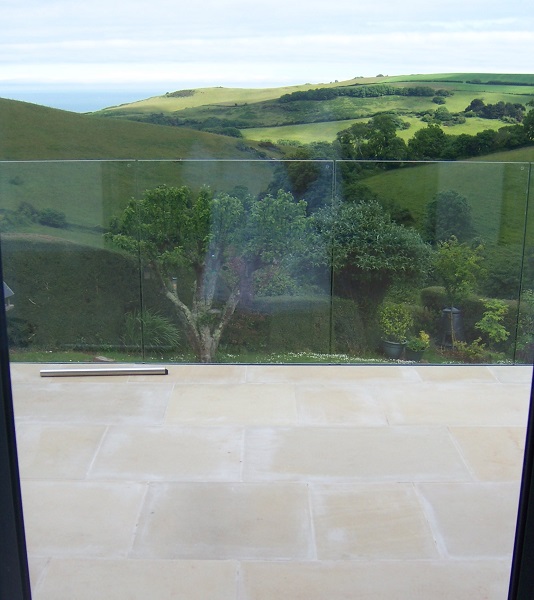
[405,348,424,362]
[382,340,406,360]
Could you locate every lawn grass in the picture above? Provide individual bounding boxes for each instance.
[362,160,532,245]
[242,120,362,143]
[242,115,513,145]
[8,346,489,365]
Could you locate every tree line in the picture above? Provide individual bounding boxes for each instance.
[279,85,452,103]
[334,110,534,162]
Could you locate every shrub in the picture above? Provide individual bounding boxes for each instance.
[420,287,517,355]
[433,236,484,307]
[450,338,491,363]
[1,238,168,349]
[423,191,475,244]
[254,296,331,353]
[331,297,368,354]
[122,309,181,352]
[378,302,413,343]
[220,309,267,351]
[6,317,35,348]
[38,208,67,228]
[224,296,383,356]
[16,201,39,222]
[480,246,525,299]
[406,331,430,352]
[223,296,332,354]
[517,289,534,362]
[475,299,510,345]
[420,286,446,314]
[410,303,440,339]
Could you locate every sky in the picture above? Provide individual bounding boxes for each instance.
[1,0,533,112]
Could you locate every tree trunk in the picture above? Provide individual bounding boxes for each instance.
[164,282,241,363]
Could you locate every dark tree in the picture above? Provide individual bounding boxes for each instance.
[423,190,475,244]
[407,124,446,160]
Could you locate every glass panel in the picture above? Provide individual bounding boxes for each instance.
[0,160,144,362]
[333,160,531,364]
[130,160,335,363]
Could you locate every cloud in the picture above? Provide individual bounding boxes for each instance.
[1,0,532,91]
[1,31,533,88]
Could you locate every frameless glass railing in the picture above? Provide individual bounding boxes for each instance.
[0,159,532,364]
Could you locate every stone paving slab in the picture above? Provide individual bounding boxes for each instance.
[15,423,106,479]
[449,427,526,481]
[22,481,147,559]
[165,383,298,426]
[375,382,528,426]
[131,482,314,560]
[89,426,243,481]
[12,381,172,425]
[243,426,473,482]
[310,483,440,559]
[417,482,521,558]
[33,559,238,600]
[239,560,512,600]
[296,385,387,426]
[245,364,422,384]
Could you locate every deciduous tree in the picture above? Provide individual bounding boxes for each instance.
[313,199,432,323]
[107,185,315,362]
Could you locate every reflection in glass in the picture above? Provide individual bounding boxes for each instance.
[0,159,532,364]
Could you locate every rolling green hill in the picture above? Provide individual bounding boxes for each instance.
[0,97,269,161]
[95,73,534,146]
[99,78,372,114]
[0,98,284,249]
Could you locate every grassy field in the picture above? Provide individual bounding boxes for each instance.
[242,115,512,144]
[0,98,274,161]
[101,73,534,115]
[97,73,534,149]
[101,78,379,114]
[242,120,361,143]
[361,160,532,246]
[385,73,534,85]
[1,87,532,252]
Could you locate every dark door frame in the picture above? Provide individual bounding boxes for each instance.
[509,370,534,599]
[0,242,32,599]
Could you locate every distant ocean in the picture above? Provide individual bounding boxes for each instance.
[0,87,171,113]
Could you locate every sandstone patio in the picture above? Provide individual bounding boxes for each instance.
[10,362,533,600]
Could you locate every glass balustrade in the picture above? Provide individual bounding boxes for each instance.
[0,159,531,364]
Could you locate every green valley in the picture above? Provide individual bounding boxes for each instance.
[94,73,534,146]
